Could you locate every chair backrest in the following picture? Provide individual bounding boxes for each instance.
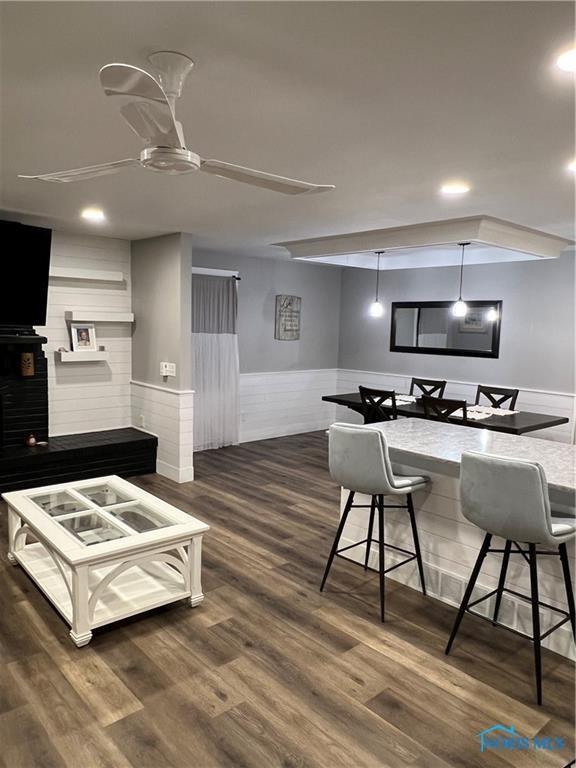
[460,451,553,543]
[475,385,519,410]
[328,423,397,495]
[422,395,467,423]
[359,386,398,424]
[409,377,447,397]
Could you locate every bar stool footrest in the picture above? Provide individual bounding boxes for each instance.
[335,538,418,575]
[465,586,571,642]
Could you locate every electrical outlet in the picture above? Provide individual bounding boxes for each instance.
[160,361,176,377]
[138,413,145,427]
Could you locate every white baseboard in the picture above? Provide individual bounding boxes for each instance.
[156,460,194,484]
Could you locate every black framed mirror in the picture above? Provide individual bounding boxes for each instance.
[390,300,502,358]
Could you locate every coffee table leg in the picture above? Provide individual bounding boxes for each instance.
[189,535,204,607]
[7,507,23,565]
[70,566,92,647]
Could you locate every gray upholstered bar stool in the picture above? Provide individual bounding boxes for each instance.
[320,423,429,621]
[445,451,576,705]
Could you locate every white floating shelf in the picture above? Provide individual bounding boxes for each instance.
[66,310,135,323]
[50,267,125,283]
[58,349,109,363]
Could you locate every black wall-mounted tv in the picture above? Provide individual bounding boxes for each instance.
[0,220,52,327]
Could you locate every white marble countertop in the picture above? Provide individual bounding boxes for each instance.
[373,419,576,494]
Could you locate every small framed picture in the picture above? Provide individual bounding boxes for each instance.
[275,295,302,341]
[459,310,488,334]
[70,323,97,351]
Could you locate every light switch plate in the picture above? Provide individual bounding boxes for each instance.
[160,361,176,377]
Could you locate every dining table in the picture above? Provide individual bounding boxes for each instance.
[322,391,570,436]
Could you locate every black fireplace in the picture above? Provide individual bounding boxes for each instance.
[0,327,48,449]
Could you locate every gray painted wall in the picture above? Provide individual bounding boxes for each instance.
[131,233,192,390]
[338,254,575,392]
[192,250,342,373]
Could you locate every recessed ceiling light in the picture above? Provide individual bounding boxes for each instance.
[440,181,471,196]
[556,48,576,73]
[568,159,576,174]
[81,207,106,223]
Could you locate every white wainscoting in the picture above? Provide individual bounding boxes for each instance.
[239,369,338,444]
[336,369,575,444]
[237,367,573,445]
[338,472,575,660]
[39,231,132,436]
[130,381,194,483]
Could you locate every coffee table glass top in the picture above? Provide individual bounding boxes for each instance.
[77,483,135,507]
[27,481,177,546]
[30,490,90,517]
[58,511,128,546]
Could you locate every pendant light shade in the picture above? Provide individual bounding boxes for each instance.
[452,299,468,317]
[451,242,469,317]
[369,251,384,317]
[369,300,384,317]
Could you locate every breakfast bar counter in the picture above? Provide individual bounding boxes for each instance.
[333,419,575,659]
[371,419,576,496]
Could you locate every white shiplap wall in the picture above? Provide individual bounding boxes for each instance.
[38,231,132,435]
[239,369,338,444]
[130,381,194,482]
[237,367,573,445]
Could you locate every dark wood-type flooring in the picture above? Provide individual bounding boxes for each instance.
[0,431,574,768]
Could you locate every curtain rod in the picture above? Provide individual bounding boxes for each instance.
[192,267,241,280]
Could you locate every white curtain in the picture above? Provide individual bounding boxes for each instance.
[191,276,240,451]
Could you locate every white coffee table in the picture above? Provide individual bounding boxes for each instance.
[2,476,209,646]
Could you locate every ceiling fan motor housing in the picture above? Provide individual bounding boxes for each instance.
[140,147,200,174]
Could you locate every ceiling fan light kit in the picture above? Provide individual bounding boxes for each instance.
[18,51,334,196]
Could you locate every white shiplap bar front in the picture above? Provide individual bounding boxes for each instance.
[336,419,575,659]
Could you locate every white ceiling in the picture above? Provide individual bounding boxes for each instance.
[0,2,574,260]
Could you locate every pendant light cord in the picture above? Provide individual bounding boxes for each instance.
[458,242,469,300]
[375,251,383,301]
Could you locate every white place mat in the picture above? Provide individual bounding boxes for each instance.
[470,405,519,416]
[452,405,519,421]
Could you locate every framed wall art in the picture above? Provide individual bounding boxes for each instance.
[274,295,301,341]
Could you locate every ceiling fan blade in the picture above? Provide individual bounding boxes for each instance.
[199,159,335,195]
[99,63,183,148]
[120,102,183,148]
[99,63,169,103]
[18,158,141,183]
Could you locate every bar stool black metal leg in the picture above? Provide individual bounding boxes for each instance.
[320,491,355,592]
[364,496,376,571]
[377,494,386,622]
[445,533,492,655]
[492,540,512,625]
[528,543,543,706]
[406,493,426,596]
[558,543,576,640]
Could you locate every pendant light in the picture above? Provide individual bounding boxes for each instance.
[369,251,384,317]
[452,242,469,317]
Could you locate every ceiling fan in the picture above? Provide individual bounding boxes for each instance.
[19,51,335,195]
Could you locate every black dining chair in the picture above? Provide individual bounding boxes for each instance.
[475,385,519,410]
[409,378,447,398]
[422,395,468,424]
[359,386,398,424]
